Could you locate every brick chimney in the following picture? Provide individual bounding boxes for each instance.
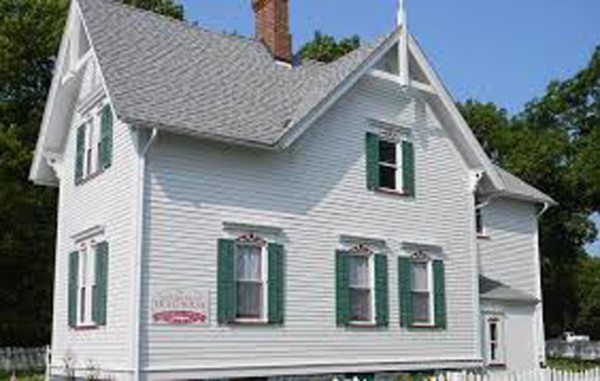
[252,0,292,63]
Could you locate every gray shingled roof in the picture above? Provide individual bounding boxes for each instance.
[494,166,557,205]
[479,276,539,304]
[77,0,389,146]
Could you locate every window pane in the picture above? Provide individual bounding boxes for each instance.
[80,287,86,323]
[379,140,396,164]
[412,292,430,323]
[236,245,262,281]
[490,322,497,341]
[490,343,498,361]
[80,250,88,285]
[349,256,370,288]
[236,282,262,318]
[476,208,483,234]
[379,165,396,189]
[350,289,371,321]
[411,262,428,291]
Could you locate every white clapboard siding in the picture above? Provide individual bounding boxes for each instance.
[51,54,138,380]
[141,76,480,378]
[478,198,540,297]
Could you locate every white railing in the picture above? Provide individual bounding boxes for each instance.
[442,368,600,381]
[0,347,48,373]
[547,340,600,360]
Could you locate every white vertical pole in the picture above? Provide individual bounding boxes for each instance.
[397,0,410,87]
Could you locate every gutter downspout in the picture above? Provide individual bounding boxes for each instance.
[536,202,550,218]
[470,170,485,366]
[133,128,158,381]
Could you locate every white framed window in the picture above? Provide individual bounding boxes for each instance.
[485,315,505,365]
[410,259,434,325]
[77,102,110,182]
[235,242,267,321]
[84,117,95,177]
[348,253,375,323]
[378,138,404,192]
[77,241,97,326]
[475,197,487,237]
[476,207,484,235]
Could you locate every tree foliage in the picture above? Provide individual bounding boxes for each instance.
[0,0,184,346]
[576,255,600,339]
[299,31,360,63]
[120,0,184,21]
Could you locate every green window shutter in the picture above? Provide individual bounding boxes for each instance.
[93,242,109,326]
[374,254,389,327]
[75,124,85,183]
[68,251,79,327]
[365,132,380,190]
[217,239,236,324]
[268,243,285,325]
[402,140,415,197]
[335,250,350,326]
[398,256,412,327]
[433,259,446,328]
[100,104,113,170]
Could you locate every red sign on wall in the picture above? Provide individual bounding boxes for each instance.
[151,289,210,326]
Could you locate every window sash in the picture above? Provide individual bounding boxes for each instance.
[348,254,374,323]
[410,260,433,324]
[487,318,504,363]
[235,244,266,320]
[349,288,372,321]
[77,246,96,326]
[476,207,484,234]
[411,291,431,323]
[377,139,404,191]
[236,281,263,319]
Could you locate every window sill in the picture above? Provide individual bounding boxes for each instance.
[345,320,379,328]
[477,234,491,240]
[230,318,270,326]
[71,324,100,331]
[75,165,110,187]
[487,363,507,368]
[374,188,411,197]
[408,324,444,330]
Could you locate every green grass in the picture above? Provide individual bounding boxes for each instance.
[547,357,600,372]
[0,372,45,381]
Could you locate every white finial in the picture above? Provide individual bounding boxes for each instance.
[397,0,407,27]
[398,0,410,87]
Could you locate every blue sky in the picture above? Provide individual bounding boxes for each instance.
[181,0,600,255]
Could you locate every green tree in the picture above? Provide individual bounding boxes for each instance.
[0,0,184,346]
[576,255,600,339]
[299,31,360,63]
[120,0,184,20]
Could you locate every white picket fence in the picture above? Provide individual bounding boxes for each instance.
[442,368,600,381]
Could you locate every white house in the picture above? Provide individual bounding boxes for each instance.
[30,0,557,379]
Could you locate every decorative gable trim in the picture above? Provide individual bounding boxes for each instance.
[407,35,504,191]
[29,0,120,186]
